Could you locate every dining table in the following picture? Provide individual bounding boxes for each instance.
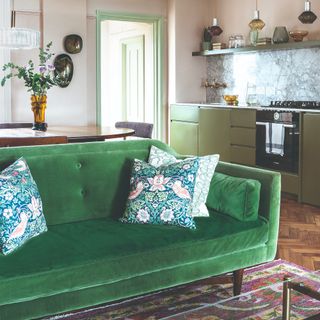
[0,125,135,145]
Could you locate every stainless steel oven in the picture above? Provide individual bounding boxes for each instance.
[256,109,300,174]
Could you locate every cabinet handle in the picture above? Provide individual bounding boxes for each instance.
[256,121,295,128]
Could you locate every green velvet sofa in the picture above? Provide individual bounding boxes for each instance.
[0,139,281,320]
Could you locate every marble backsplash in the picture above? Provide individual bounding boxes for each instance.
[206,48,320,106]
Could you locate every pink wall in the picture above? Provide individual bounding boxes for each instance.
[169,0,211,104]
[212,0,320,45]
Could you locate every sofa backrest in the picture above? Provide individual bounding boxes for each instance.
[0,139,177,226]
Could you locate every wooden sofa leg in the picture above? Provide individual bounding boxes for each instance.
[233,269,244,296]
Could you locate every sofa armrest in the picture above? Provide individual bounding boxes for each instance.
[210,161,281,260]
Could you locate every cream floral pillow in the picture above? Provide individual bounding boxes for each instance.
[148,146,219,217]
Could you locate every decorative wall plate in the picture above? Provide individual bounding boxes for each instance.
[53,54,73,88]
[64,34,83,54]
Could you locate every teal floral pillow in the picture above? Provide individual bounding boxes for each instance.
[120,158,200,229]
[0,158,47,255]
[148,146,219,217]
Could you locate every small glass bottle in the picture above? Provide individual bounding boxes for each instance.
[246,83,258,106]
[228,35,235,48]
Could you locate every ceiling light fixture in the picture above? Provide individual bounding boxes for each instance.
[0,0,40,49]
[298,1,317,24]
[249,0,265,30]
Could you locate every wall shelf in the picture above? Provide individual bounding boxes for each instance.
[192,40,320,56]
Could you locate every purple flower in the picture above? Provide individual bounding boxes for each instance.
[38,65,47,73]
[47,64,55,71]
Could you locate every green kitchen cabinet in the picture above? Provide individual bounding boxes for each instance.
[199,107,231,160]
[170,105,199,156]
[301,113,320,206]
[170,120,199,156]
[230,109,256,166]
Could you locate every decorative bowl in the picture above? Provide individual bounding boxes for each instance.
[289,30,308,42]
[223,95,238,106]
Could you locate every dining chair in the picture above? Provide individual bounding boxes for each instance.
[115,121,153,139]
[0,136,68,147]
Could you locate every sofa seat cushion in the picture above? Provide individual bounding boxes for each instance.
[0,214,268,306]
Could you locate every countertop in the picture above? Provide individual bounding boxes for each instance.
[172,102,320,113]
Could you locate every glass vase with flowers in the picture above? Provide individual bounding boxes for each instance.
[1,42,59,131]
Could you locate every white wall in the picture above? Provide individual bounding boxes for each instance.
[43,0,88,125]
[168,0,212,104]
[0,0,11,122]
[11,5,40,122]
[87,0,167,16]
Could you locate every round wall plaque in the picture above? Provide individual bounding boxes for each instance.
[54,54,74,88]
[64,34,83,54]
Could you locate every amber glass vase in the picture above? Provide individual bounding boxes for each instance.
[31,95,47,131]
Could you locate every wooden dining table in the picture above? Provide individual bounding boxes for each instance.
[0,126,135,144]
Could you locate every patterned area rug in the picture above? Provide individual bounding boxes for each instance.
[45,260,320,320]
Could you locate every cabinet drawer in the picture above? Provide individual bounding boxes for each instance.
[230,127,256,147]
[170,105,199,122]
[230,109,256,128]
[230,145,256,166]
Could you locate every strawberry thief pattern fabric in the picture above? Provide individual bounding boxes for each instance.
[120,158,200,229]
[0,158,47,255]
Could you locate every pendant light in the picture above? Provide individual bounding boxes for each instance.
[298,1,317,24]
[210,18,223,37]
[0,0,40,49]
[249,0,265,30]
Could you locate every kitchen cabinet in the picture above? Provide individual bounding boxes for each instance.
[170,105,230,159]
[199,107,230,160]
[230,109,256,166]
[170,105,199,156]
[301,113,320,206]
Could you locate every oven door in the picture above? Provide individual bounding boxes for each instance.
[256,121,299,173]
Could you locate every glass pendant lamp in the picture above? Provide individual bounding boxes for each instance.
[210,18,223,37]
[298,1,317,24]
[249,0,265,30]
[0,0,40,49]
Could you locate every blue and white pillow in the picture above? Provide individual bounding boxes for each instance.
[120,158,199,229]
[148,146,219,217]
[0,158,47,255]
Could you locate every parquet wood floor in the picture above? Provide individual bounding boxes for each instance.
[278,194,320,271]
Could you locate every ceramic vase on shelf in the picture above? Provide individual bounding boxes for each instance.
[273,26,289,44]
[31,95,48,131]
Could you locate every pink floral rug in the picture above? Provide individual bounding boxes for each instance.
[44,260,320,320]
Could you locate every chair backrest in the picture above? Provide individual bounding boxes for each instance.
[115,121,153,138]
[0,123,33,129]
[0,136,68,147]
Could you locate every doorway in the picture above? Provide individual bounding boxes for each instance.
[97,12,164,139]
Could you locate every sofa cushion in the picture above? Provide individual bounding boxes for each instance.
[0,158,47,255]
[148,146,219,217]
[120,158,199,229]
[206,172,261,221]
[0,214,268,306]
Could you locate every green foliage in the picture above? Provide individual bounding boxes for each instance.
[1,42,59,96]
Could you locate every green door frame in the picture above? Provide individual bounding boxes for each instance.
[96,11,164,139]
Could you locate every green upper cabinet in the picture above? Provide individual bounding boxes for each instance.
[301,113,320,206]
[199,107,230,160]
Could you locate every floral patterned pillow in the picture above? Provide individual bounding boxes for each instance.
[0,158,47,255]
[148,146,219,217]
[120,158,200,229]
